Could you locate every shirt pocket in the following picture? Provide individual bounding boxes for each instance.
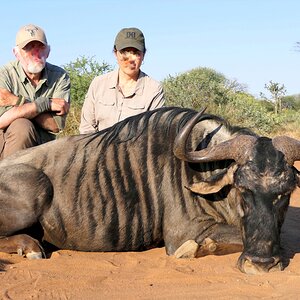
[127,102,146,111]
[97,98,115,110]
[95,98,116,122]
[121,101,146,121]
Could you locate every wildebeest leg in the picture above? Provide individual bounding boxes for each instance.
[174,224,243,258]
[196,224,243,257]
[0,235,44,259]
[0,163,53,259]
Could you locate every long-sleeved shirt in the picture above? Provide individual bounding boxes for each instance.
[0,60,70,142]
[79,69,165,133]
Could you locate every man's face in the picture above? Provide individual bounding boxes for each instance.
[15,41,49,74]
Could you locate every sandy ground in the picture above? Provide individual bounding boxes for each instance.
[1,164,300,299]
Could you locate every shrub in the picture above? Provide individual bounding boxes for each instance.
[63,56,112,107]
[163,67,245,110]
[222,92,277,135]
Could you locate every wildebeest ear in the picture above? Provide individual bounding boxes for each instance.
[186,164,238,194]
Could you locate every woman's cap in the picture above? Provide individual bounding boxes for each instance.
[114,27,145,52]
[16,24,48,49]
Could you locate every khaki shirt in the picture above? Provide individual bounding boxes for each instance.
[79,69,165,133]
[0,60,70,142]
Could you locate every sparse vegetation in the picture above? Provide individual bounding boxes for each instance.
[60,58,300,139]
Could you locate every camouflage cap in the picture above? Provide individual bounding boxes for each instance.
[114,27,145,52]
[16,24,48,49]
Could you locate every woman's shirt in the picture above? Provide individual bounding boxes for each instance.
[79,69,165,133]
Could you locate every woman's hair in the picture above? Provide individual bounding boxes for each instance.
[113,45,147,55]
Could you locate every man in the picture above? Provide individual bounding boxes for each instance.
[0,24,70,159]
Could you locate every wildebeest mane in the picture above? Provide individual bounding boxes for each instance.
[80,107,242,149]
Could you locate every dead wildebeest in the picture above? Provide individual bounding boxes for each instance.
[0,107,299,275]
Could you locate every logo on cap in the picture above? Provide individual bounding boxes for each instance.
[25,26,39,37]
[126,32,136,39]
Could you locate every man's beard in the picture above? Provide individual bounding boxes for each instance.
[27,59,46,74]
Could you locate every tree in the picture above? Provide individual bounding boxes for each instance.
[260,81,286,114]
[63,56,113,107]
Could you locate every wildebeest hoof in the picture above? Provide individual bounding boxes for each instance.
[196,238,218,257]
[174,240,199,258]
[0,234,45,259]
[26,251,43,260]
[17,248,42,259]
[204,238,217,252]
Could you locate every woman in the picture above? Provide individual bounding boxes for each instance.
[79,27,165,133]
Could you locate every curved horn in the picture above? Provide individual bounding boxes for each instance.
[272,136,300,166]
[173,109,257,164]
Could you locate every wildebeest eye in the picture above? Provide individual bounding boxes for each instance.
[273,195,281,206]
[273,194,290,208]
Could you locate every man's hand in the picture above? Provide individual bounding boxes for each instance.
[50,98,70,115]
[0,88,18,106]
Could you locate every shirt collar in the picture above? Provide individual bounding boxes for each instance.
[109,69,145,95]
[16,61,27,83]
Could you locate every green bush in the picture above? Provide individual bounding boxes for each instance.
[222,92,278,134]
[163,67,243,110]
[282,95,300,110]
[63,56,112,107]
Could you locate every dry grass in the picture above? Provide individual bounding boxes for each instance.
[58,106,81,138]
[271,123,300,139]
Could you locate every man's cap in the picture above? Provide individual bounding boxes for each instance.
[16,24,48,49]
[114,27,145,52]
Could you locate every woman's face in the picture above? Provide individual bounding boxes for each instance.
[115,47,144,78]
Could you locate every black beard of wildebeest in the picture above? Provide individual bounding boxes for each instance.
[0,106,300,275]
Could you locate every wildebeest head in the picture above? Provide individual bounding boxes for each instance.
[174,109,300,274]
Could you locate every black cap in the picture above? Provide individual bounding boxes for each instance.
[114,27,145,52]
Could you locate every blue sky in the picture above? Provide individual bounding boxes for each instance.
[1,0,299,97]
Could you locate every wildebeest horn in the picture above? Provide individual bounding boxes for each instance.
[272,136,300,166]
[173,109,257,164]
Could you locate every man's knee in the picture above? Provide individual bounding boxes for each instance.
[7,118,37,141]
[1,118,39,158]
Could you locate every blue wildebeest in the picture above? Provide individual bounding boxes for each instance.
[0,107,299,274]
